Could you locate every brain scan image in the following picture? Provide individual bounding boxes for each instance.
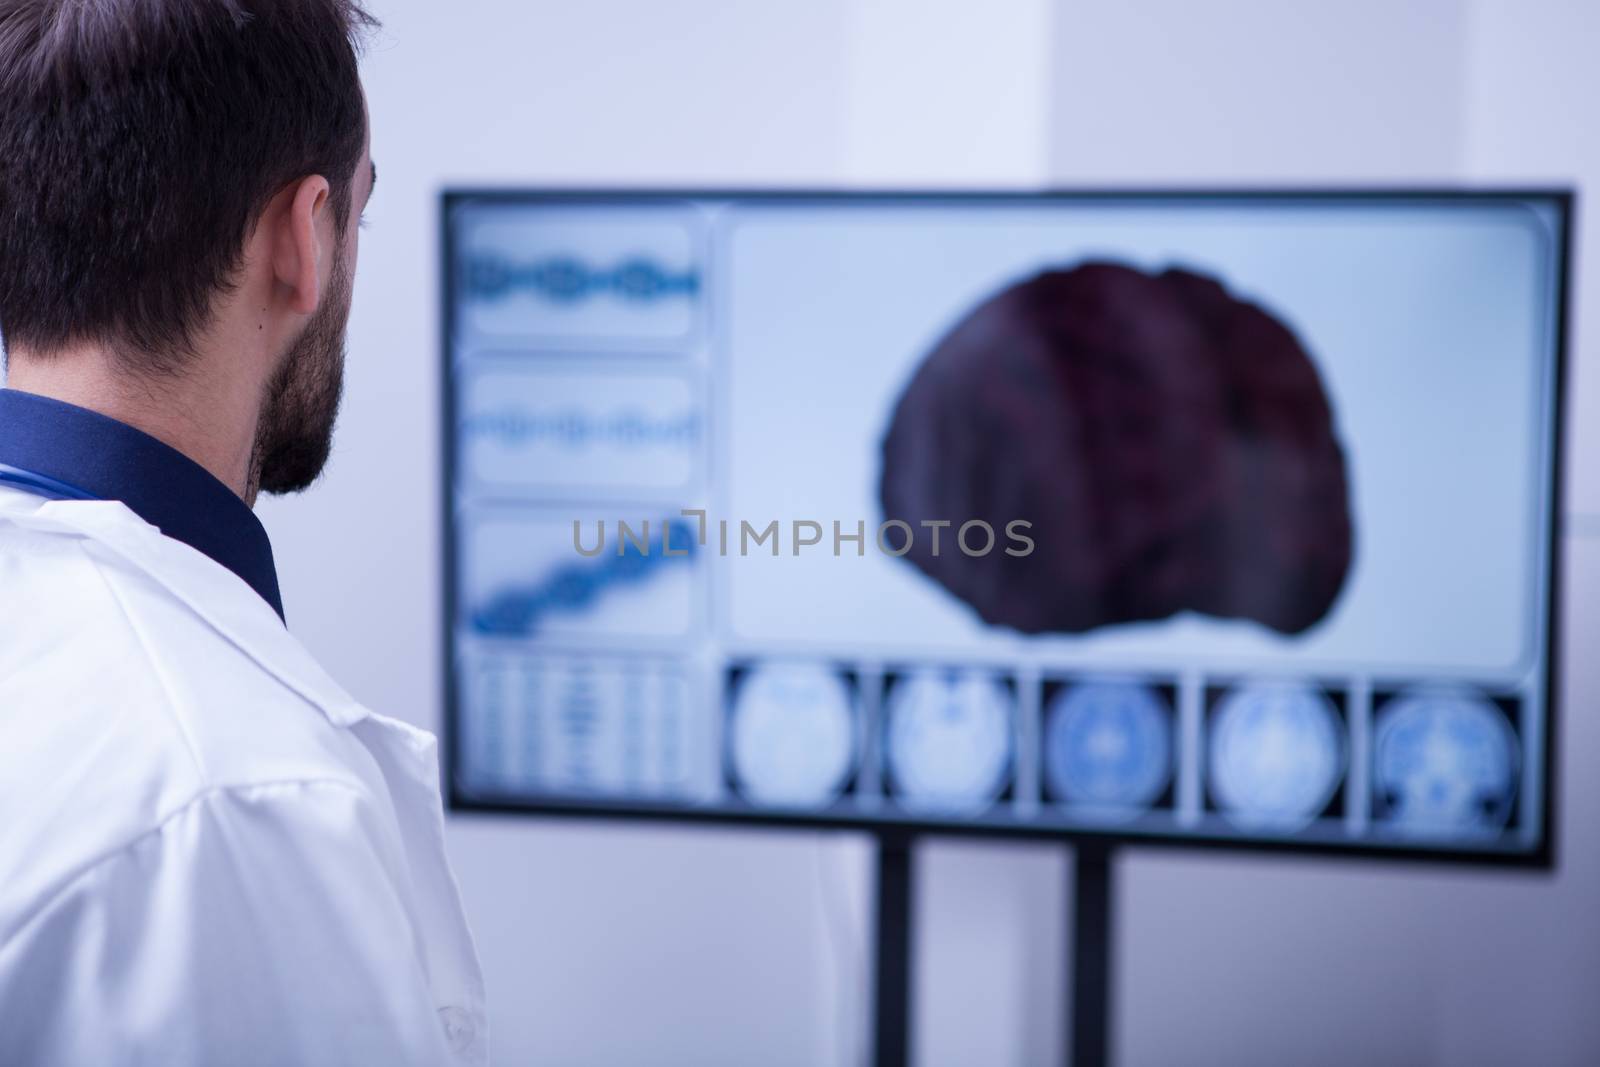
[1374,689,1518,838]
[879,262,1353,638]
[886,668,1014,813]
[729,662,857,808]
[1209,681,1344,829]
[1043,679,1173,818]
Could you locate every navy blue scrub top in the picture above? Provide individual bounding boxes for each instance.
[0,389,285,622]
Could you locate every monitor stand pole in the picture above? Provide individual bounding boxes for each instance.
[873,832,914,1067]
[871,835,1116,1067]
[1070,843,1115,1067]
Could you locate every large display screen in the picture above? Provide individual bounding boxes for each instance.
[442,190,1568,863]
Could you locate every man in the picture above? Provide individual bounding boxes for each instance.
[0,2,486,1064]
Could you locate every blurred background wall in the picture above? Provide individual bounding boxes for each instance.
[257,2,1600,1064]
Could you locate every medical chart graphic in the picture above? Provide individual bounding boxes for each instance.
[464,655,694,799]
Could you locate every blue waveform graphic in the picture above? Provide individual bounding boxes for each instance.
[472,518,697,637]
[465,254,700,304]
[460,408,700,449]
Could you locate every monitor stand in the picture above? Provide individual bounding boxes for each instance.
[872,834,1115,1067]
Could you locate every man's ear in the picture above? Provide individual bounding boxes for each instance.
[272,175,332,316]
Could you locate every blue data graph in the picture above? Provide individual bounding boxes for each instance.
[472,518,698,637]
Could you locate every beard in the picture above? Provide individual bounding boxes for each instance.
[249,245,353,499]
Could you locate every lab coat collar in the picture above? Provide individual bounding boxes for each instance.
[1,496,368,727]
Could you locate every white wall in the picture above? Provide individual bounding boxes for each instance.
[258,2,1600,1064]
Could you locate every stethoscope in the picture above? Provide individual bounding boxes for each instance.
[0,463,99,502]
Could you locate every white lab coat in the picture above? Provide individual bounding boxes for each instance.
[0,488,488,1065]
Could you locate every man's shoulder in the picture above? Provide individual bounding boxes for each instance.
[0,515,388,926]
[0,509,375,788]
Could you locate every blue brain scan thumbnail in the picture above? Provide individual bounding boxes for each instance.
[1208,681,1345,830]
[1373,689,1518,838]
[885,668,1015,814]
[1044,679,1173,819]
[728,662,858,809]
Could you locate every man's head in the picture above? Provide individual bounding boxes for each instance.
[0,0,377,498]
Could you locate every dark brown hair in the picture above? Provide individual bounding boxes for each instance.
[0,0,376,370]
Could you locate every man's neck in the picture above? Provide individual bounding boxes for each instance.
[4,347,260,502]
